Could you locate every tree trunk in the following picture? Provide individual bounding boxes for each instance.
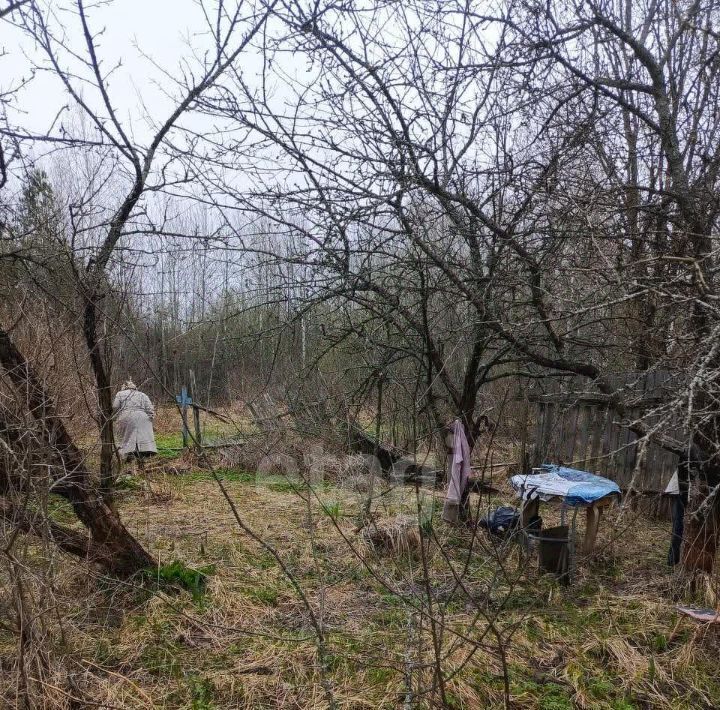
[82,293,116,502]
[0,327,155,576]
[681,480,720,575]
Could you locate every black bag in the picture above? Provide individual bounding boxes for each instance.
[479,506,520,536]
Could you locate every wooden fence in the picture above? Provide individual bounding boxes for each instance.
[522,371,684,494]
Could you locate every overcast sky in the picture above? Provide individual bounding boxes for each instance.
[2,0,267,146]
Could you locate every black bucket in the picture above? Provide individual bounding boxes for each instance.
[529,525,570,584]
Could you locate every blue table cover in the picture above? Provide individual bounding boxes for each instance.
[511,464,621,506]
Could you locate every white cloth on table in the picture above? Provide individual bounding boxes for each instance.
[510,465,620,507]
[511,472,574,502]
[113,388,157,457]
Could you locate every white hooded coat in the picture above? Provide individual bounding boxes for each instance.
[113,388,157,457]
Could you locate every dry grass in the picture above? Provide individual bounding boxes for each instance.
[359,515,423,558]
[2,458,720,709]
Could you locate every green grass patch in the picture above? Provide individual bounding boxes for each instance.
[320,500,343,520]
[367,666,396,684]
[512,671,574,710]
[181,468,255,484]
[139,637,184,677]
[115,474,143,490]
[155,432,184,458]
[267,480,304,493]
[143,560,215,601]
[188,675,216,709]
[46,495,76,525]
[245,585,279,607]
[241,549,277,571]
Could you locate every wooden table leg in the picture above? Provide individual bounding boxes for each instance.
[583,504,602,554]
[518,498,540,560]
[521,498,539,528]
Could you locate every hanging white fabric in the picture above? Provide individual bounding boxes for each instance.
[442,420,471,523]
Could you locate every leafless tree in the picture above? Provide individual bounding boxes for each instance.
[1,0,276,574]
[186,0,720,576]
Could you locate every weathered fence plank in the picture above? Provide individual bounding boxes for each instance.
[528,372,682,493]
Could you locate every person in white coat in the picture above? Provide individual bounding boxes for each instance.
[113,380,158,461]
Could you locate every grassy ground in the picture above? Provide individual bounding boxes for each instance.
[2,401,719,708]
[3,455,720,709]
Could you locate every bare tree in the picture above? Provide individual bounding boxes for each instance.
[485,0,720,575]
[0,0,276,574]
[191,1,539,453]
[186,0,720,576]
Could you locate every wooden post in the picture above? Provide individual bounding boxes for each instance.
[583,504,602,554]
[520,498,540,529]
[518,395,529,475]
[189,369,202,448]
[175,386,192,448]
[193,405,202,448]
[444,425,454,482]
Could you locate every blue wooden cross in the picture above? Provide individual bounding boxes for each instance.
[176,387,192,408]
[176,387,192,447]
